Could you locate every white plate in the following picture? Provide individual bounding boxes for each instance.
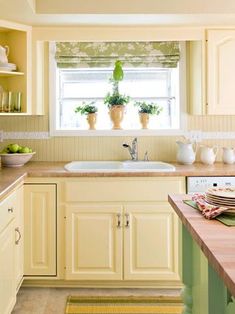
[206,187,235,199]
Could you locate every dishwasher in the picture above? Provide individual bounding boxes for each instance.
[187,176,235,194]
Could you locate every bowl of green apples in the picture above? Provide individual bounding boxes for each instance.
[0,144,35,167]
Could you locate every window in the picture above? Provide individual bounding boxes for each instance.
[50,41,185,136]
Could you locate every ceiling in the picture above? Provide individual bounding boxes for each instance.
[1,0,235,26]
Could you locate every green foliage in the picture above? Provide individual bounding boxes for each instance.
[134,101,163,115]
[104,60,130,107]
[104,93,130,108]
[75,102,98,115]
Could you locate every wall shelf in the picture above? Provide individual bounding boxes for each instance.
[0,71,24,77]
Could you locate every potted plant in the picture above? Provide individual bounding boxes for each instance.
[134,101,162,129]
[75,102,98,130]
[104,60,130,129]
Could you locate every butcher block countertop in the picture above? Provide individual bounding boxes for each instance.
[1,160,235,199]
[168,193,235,297]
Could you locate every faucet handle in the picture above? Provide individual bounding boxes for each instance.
[144,151,149,161]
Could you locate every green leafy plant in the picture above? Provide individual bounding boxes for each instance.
[134,101,163,115]
[104,60,130,108]
[75,102,98,115]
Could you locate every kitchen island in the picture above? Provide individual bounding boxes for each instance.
[168,194,235,314]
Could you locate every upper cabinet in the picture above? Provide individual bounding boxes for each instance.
[0,20,32,115]
[207,29,235,115]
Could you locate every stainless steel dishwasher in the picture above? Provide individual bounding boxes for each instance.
[187,176,235,194]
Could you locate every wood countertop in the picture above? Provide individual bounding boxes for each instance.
[1,160,235,199]
[168,193,235,297]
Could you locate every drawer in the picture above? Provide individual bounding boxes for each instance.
[64,177,185,202]
[0,191,17,233]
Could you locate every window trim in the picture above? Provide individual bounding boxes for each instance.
[49,41,187,137]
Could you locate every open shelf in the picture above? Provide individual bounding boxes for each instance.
[0,71,24,77]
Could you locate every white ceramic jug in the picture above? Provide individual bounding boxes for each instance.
[0,45,9,64]
[222,147,235,164]
[200,145,218,165]
[176,141,197,165]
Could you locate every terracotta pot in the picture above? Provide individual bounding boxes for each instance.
[87,113,97,130]
[109,105,125,130]
[139,113,149,129]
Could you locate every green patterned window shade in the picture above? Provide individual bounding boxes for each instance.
[55,41,180,68]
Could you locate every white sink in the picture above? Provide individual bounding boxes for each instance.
[64,161,175,172]
[64,161,123,171]
[122,161,175,171]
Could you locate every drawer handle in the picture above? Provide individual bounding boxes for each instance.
[15,227,21,245]
[8,207,14,213]
[125,213,130,228]
[117,213,121,228]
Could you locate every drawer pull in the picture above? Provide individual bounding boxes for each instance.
[125,213,130,228]
[8,207,14,213]
[15,227,21,245]
[117,213,121,228]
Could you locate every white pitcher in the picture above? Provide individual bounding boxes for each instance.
[200,145,218,165]
[0,45,9,64]
[222,147,235,164]
[176,141,197,165]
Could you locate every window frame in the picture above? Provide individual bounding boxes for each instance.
[49,41,187,137]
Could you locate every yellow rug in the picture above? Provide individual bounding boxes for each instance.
[65,296,183,314]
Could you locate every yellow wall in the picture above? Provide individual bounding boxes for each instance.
[1,25,235,162]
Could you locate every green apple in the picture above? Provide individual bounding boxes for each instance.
[19,146,30,154]
[0,149,9,154]
[8,143,20,153]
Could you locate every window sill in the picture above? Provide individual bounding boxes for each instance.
[49,129,185,137]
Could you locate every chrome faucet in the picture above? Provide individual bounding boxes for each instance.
[122,137,138,161]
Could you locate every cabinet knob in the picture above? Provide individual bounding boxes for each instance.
[15,227,21,245]
[8,207,14,213]
[125,213,130,228]
[116,213,121,228]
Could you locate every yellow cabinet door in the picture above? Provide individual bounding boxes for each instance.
[0,220,16,314]
[65,204,123,280]
[24,184,56,276]
[124,204,180,281]
[15,186,24,289]
[207,30,235,114]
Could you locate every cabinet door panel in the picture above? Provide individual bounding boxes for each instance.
[207,30,235,114]
[124,204,179,281]
[24,184,56,276]
[0,221,16,314]
[66,205,122,280]
[15,186,24,289]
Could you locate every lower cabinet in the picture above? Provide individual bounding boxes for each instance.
[124,204,179,281]
[0,184,23,314]
[66,205,123,280]
[0,219,16,314]
[65,202,179,282]
[24,184,57,276]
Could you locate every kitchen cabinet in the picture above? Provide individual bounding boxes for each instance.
[66,204,122,280]
[124,204,179,281]
[0,185,23,314]
[0,19,32,115]
[15,186,24,289]
[24,184,57,276]
[64,177,185,284]
[207,29,235,115]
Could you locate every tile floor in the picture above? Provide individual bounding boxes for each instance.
[12,287,181,314]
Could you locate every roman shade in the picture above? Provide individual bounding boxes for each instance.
[55,41,180,68]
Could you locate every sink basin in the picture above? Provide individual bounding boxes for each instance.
[64,161,123,171]
[64,161,175,172]
[122,161,175,171]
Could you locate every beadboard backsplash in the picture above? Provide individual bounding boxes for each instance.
[1,113,235,162]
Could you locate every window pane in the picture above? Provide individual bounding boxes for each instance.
[57,67,179,130]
